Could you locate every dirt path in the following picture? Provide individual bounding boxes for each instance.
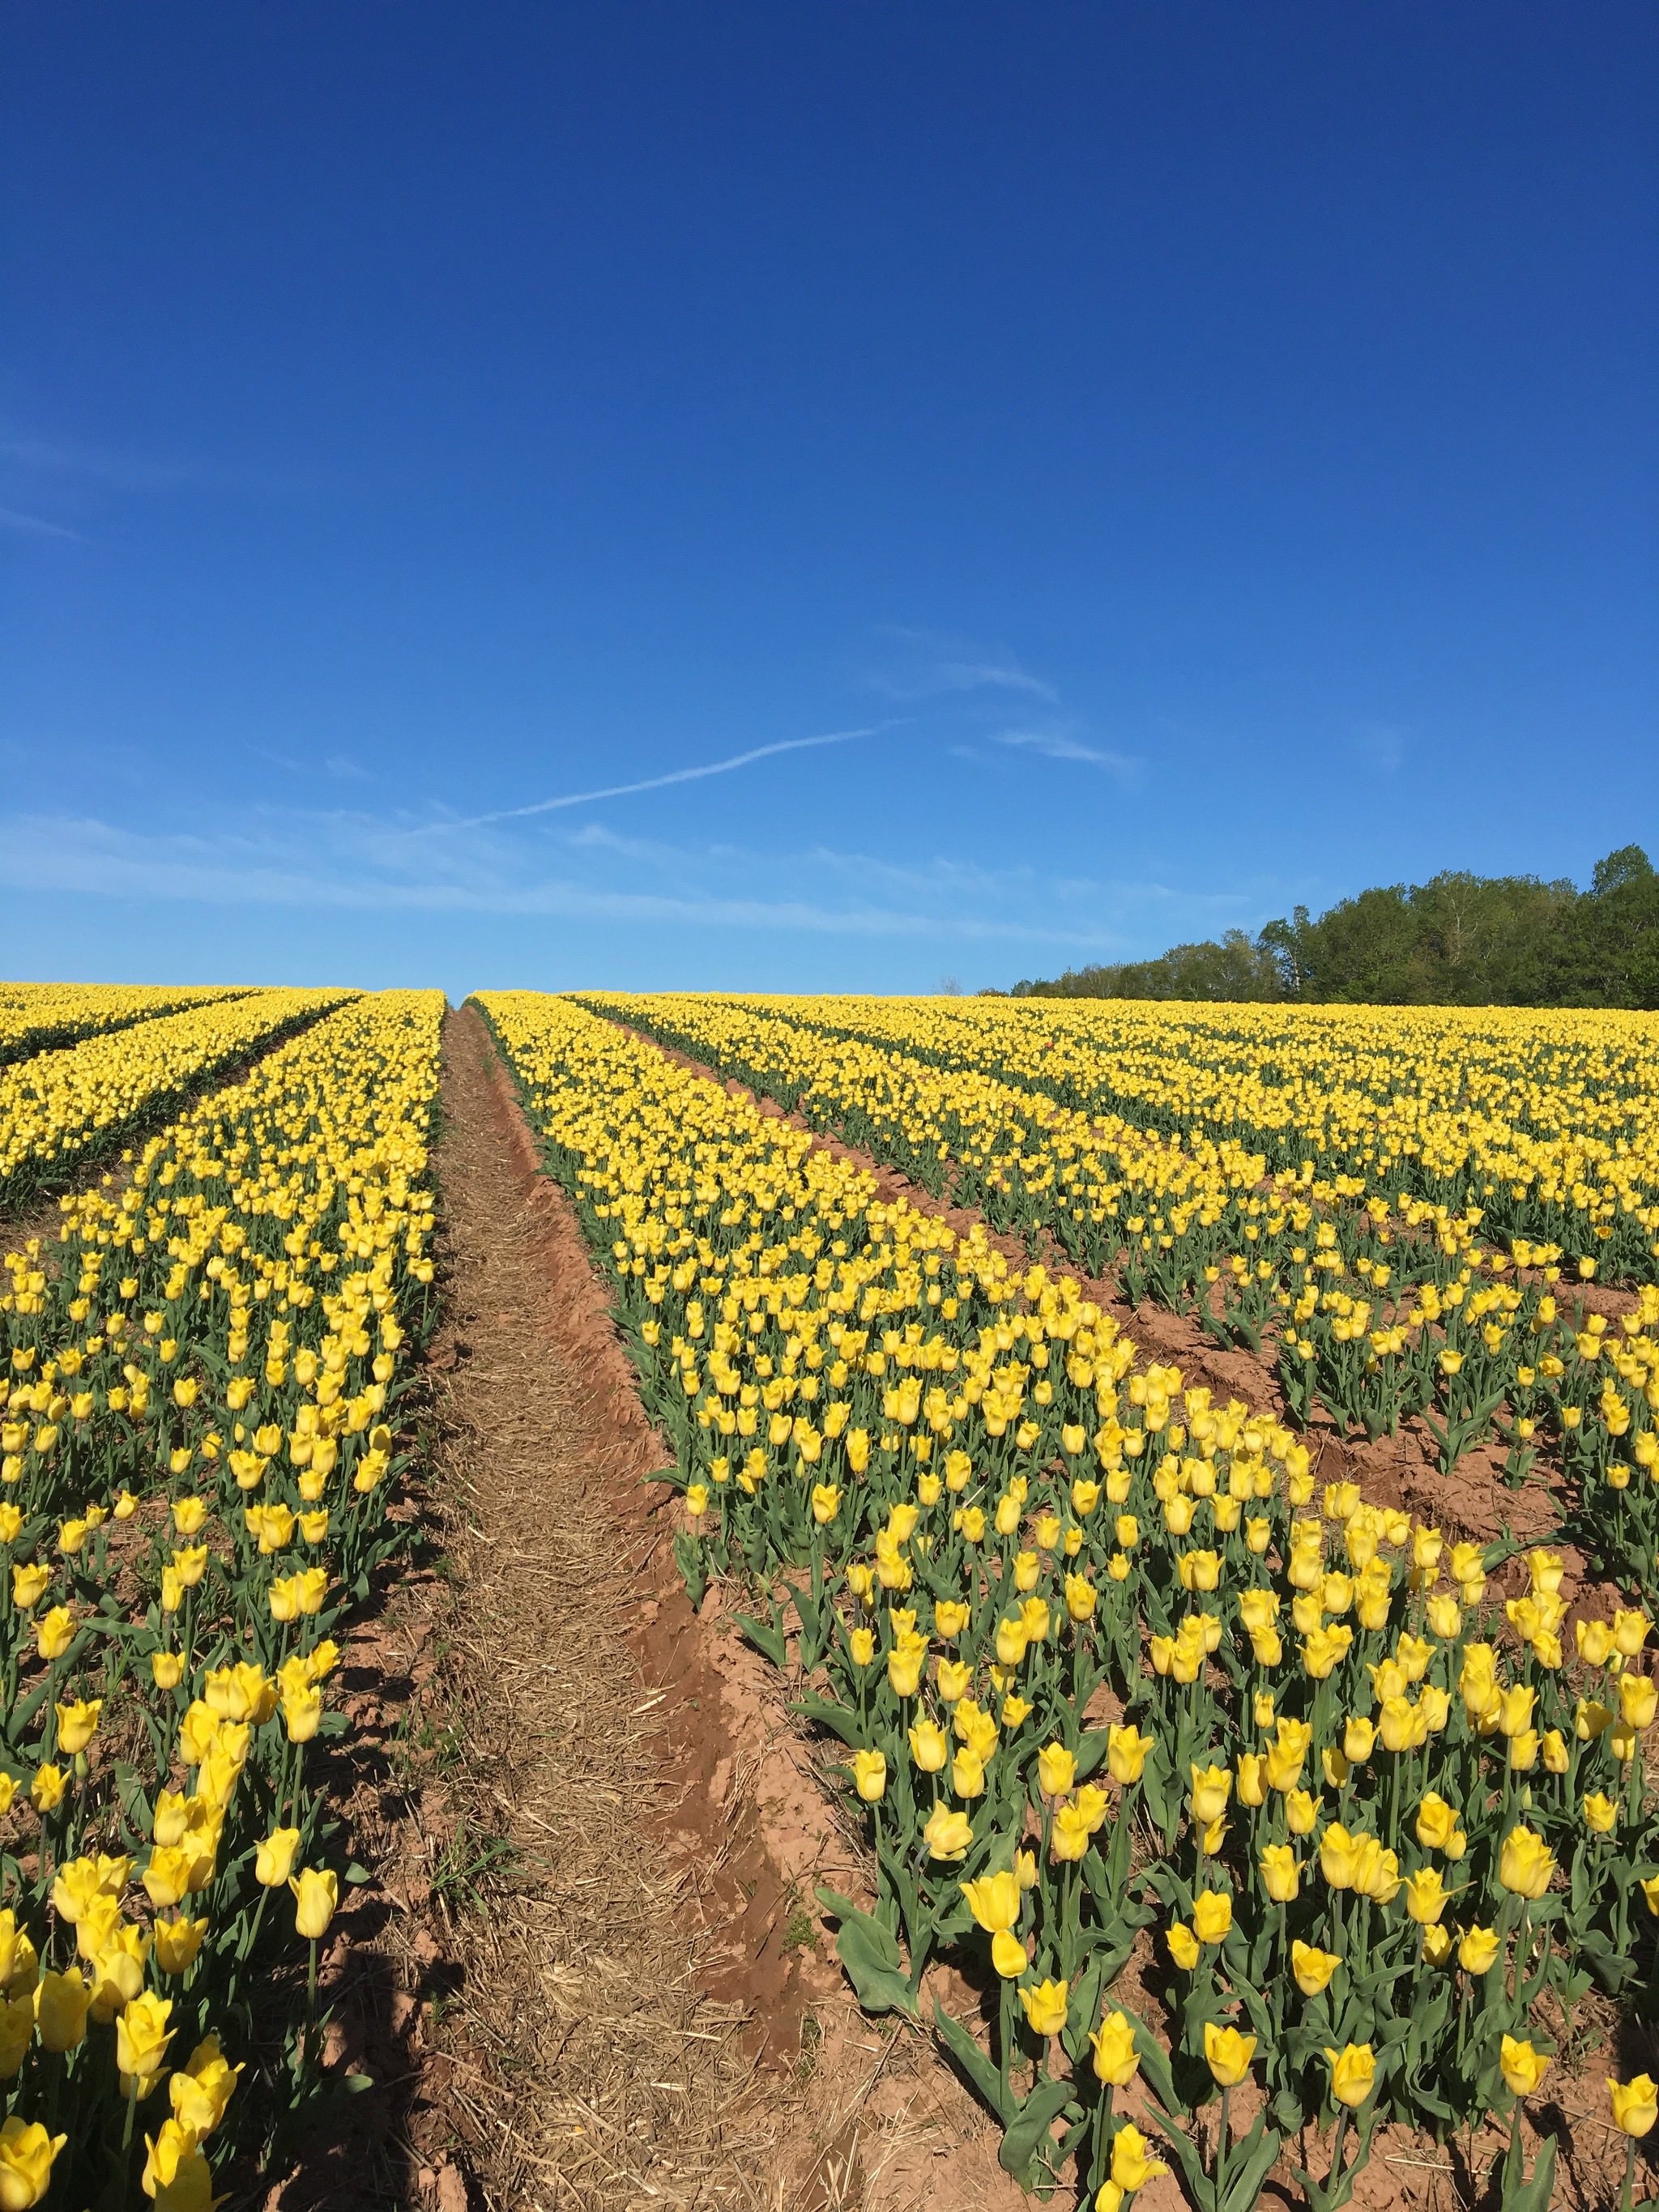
[388,1004,785,2209]
[395,1006,1038,2212]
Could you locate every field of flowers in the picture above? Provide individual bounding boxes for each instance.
[593,994,1659,1599]
[0,979,1653,2211]
[0,989,441,2209]
[484,988,1659,2210]
[0,991,356,1213]
[0,991,256,1073]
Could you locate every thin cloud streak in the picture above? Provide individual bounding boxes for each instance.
[403,722,895,837]
[996,729,1138,778]
[933,660,1059,701]
[0,507,82,541]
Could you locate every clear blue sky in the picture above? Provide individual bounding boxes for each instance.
[3,3,1655,997]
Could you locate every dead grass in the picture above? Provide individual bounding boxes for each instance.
[397,1006,791,2210]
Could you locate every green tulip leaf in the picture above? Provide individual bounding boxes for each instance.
[1499,2125,1558,2212]
[997,2075,1075,2183]
[1221,2116,1282,2212]
[932,1997,1012,2123]
[814,1887,917,2016]
[790,1694,867,1749]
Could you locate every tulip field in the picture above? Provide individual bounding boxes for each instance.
[0,987,440,2209]
[480,989,1659,2211]
[0,980,1655,2210]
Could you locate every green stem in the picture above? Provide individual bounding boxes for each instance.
[1217,2083,1230,2210]
[1090,2082,1115,2193]
[1328,2105,1350,2206]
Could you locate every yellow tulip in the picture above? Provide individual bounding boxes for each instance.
[152,1916,208,1975]
[1415,1792,1466,1856]
[961,1870,1021,1936]
[0,2119,66,2210]
[140,2116,210,2207]
[1500,2036,1550,2098]
[168,2031,242,2137]
[1609,2073,1659,2138]
[1110,2123,1169,2193]
[1189,1762,1232,1825]
[33,1968,90,2052]
[1192,1889,1232,1944]
[852,1750,887,1803]
[1403,1867,1450,1925]
[1326,2043,1375,2108]
[923,1805,971,1860]
[1498,1823,1555,1900]
[1319,1824,1362,1890]
[1166,1921,1201,1971]
[1259,1844,1299,1903]
[116,1989,174,2087]
[1618,1673,1657,1730]
[1038,1741,1077,1797]
[1090,2009,1140,2087]
[1204,2021,1256,2088]
[1107,1724,1152,1784]
[35,1607,73,1662]
[289,1866,339,1940]
[29,1766,66,1813]
[990,1929,1027,1979]
[1018,1977,1068,2036]
[1286,1788,1319,1836]
[1458,1924,1501,1975]
[1292,1941,1341,1997]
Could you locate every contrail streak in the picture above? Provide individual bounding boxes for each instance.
[403,722,893,836]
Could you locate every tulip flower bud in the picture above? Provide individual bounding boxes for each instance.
[851,1750,887,1803]
[0,2119,66,2209]
[1610,2074,1659,2139]
[1500,2036,1550,2099]
[1090,2010,1140,2088]
[1018,1978,1068,2037]
[289,1866,339,1940]
[1166,1921,1200,1971]
[1259,1845,1299,1903]
[1458,1925,1501,1975]
[1204,2022,1256,2089]
[1326,2042,1375,2108]
[1111,2125,1169,2193]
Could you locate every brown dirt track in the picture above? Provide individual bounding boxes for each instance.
[361,1005,1026,2211]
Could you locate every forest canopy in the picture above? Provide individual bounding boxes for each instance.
[1009,846,1659,1008]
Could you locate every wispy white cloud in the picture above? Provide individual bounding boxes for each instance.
[1,431,319,504]
[932,660,1059,701]
[996,728,1138,780]
[868,627,1060,705]
[0,809,1113,947]
[403,723,895,837]
[2,437,195,494]
[0,506,82,542]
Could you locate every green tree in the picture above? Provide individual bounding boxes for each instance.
[1013,846,1658,1008]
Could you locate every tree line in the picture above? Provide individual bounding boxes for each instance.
[1006,846,1659,1008]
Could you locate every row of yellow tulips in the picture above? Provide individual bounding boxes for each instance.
[0,991,442,2208]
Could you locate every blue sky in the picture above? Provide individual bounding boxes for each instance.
[2,3,1655,997]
